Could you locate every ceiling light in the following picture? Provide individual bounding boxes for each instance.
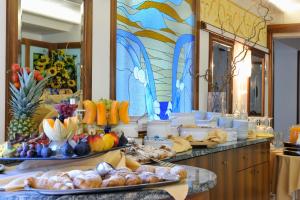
[21,0,82,24]
[269,0,300,12]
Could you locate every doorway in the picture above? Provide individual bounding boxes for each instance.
[273,37,300,138]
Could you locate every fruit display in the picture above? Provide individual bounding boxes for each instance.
[83,99,130,126]
[82,100,97,125]
[8,64,48,142]
[43,118,77,141]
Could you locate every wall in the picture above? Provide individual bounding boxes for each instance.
[92,0,110,100]
[199,30,209,111]
[0,0,6,143]
[274,40,298,139]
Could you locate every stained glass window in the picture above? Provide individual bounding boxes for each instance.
[116,0,195,120]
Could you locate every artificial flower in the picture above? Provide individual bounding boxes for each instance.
[54,61,65,71]
[47,67,58,76]
[67,80,76,87]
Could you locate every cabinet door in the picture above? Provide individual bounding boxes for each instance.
[174,155,210,169]
[236,167,255,200]
[254,162,269,200]
[210,150,234,200]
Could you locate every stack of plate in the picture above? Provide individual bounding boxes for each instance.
[218,117,234,128]
[233,120,249,140]
[283,142,300,156]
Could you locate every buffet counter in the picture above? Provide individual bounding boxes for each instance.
[170,138,271,200]
[168,138,270,162]
[0,165,216,200]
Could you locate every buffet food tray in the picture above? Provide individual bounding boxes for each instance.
[25,180,180,195]
[0,145,129,161]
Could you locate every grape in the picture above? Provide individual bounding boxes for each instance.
[20,150,27,157]
[22,143,28,152]
[27,150,35,158]
[29,144,35,150]
[17,146,23,153]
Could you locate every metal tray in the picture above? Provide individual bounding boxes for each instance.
[0,145,129,161]
[284,150,300,156]
[25,180,180,195]
[284,142,300,148]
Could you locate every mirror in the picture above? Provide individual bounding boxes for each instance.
[208,37,233,113]
[248,53,265,116]
[20,0,83,94]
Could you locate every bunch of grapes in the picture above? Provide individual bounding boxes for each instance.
[55,103,78,120]
[16,143,52,158]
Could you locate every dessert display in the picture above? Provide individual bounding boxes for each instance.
[24,163,187,192]
[123,144,176,164]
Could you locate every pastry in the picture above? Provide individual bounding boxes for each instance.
[138,172,160,183]
[135,165,156,173]
[102,175,126,187]
[125,174,142,185]
[104,168,133,179]
[170,166,187,180]
[71,170,102,189]
[155,166,171,177]
[25,173,74,190]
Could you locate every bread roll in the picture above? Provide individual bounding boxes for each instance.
[170,166,187,180]
[135,165,156,173]
[138,172,160,184]
[102,175,126,187]
[155,166,171,177]
[125,174,142,186]
[72,170,102,189]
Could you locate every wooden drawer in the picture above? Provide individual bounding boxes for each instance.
[236,142,269,171]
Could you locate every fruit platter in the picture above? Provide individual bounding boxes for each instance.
[1,64,131,161]
[23,162,187,195]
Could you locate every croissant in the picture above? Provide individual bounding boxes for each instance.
[70,170,102,189]
[102,175,126,187]
[25,173,74,190]
[125,174,142,186]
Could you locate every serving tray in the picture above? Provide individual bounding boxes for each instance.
[25,179,180,195]
[0,145,129,161]
[283,142,300,148]
[283,150,300,156]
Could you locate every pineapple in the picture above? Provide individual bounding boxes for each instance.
[8,68,48,141]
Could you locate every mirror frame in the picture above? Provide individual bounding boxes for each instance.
[5,0,93,140]
[247,48,265,117]
[208,33,234,113]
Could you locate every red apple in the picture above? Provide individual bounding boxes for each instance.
[88,134,105,152]
[73,133,86,143]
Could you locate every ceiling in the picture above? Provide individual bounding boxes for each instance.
[21,0,82,36]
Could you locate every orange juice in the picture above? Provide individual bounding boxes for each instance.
[290,125,300,143]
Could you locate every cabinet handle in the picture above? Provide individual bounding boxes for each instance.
[222,161,228,168]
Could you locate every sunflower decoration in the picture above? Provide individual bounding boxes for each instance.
[54,61,65,72]
[47,67,58,76]
[68,80,76,87]
[33,49,78,92]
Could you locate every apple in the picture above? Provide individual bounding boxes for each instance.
[73,133,86,143]
[88,134,105,152]
[108,132,119,147]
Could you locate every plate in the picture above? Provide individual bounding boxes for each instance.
[25,179,180,195]
[284,142,300,148]
[0,145,129,161]
[283,150,300,156]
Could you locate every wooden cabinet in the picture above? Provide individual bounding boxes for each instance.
[210,150,234,200]
[236,162,269,200]
[174,141,270,200]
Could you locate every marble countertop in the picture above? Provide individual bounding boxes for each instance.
[0,165,216,200]
[168,138,271,162]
